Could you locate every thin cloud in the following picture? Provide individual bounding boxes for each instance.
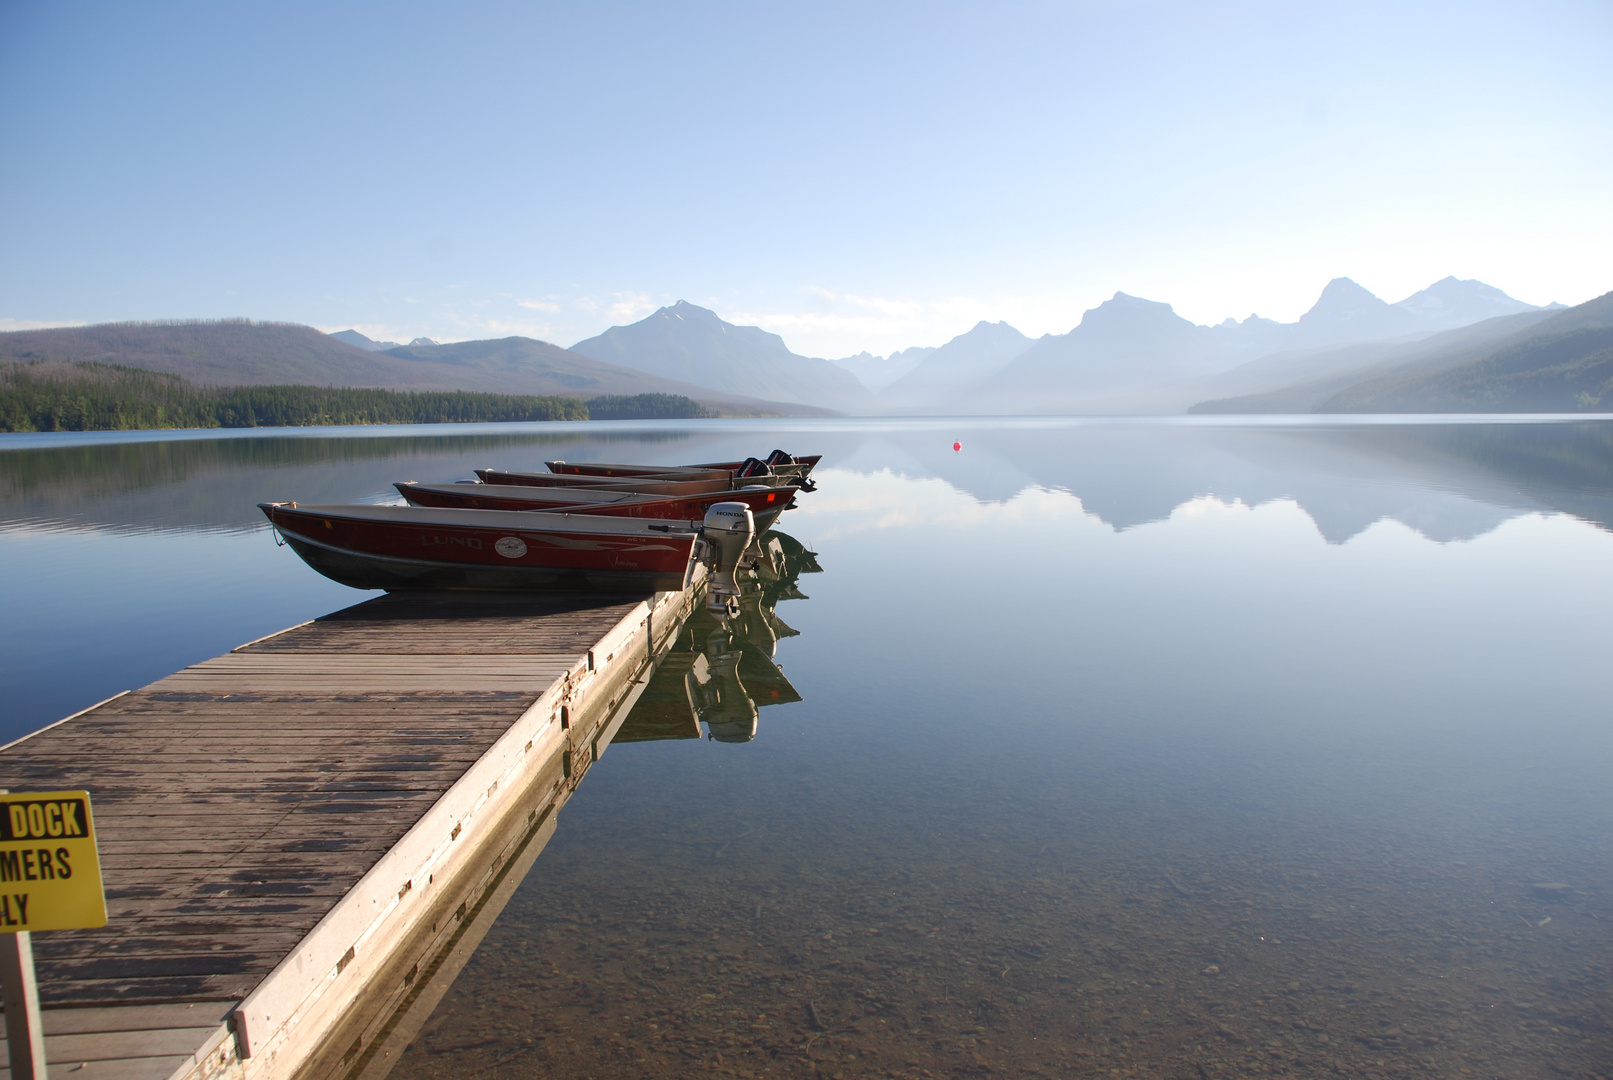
[574,292,659,325]
[0,318,87,332]
[731,289,1004,357]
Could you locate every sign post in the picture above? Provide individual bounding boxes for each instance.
[0,931,46,1078]
[0,790,106,1080]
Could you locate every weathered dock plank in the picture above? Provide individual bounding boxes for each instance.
[0,1001,238,1080]
[0,582,699,1080]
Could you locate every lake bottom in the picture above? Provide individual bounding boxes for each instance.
[389,719,1612,1080]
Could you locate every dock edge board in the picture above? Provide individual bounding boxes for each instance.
[202,586,698,1080]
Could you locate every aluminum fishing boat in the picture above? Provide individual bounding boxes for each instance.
[474,469,784,494]
[545,458,773,482]
[260,502,700,592]
[692,450,821,477]
[394,481,798,531]
[546,450,820,483]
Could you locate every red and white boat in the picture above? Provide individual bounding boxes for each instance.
[259,502,700,592]
[394,481,798,531]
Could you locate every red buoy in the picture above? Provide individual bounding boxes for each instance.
[952,441,962,452]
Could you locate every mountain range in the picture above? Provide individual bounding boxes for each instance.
[830,346,937,392]
[879,321,1035,410]
[0,320,822,415]
[1281,291,1613,413]
[3,277,1602,419]
[914,277,1555,415]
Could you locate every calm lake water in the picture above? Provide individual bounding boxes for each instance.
[3,417,1611,1079]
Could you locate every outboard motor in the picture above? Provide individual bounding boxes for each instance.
[735,456,773,479]
[765,449,796,467]
[700,501,754,619]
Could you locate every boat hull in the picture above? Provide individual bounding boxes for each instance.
[262,503,697,593]
[546,461,733,481]
[548,454,821,481]
[688,454,821,477]
[474,470,738,495]
[396,482,796,532]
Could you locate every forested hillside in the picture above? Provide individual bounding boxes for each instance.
[0,320,812,413]
[0,361,595,431]
[1190,291,1613,414]
[1319,327,1613,412]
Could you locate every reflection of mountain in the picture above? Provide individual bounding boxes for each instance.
[5,420,1609,547]
[821,421,1613,543]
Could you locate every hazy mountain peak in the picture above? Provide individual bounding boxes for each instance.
[833,346,935,391]
[1301,277,1391,322]
[659,299,714,322]
[1098,290,1173,311]
[329,329,401,351]
[570,300,872,411]
[877,320,1034,408]
[1074,292,1201,347]
[407,336,440,347]
[1393,276,1538,329]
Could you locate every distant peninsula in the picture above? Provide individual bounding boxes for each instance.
[0,360,713,432]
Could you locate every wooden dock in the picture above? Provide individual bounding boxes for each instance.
[0,582,701,1080]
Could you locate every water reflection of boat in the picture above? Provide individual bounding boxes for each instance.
[613,528,819,744]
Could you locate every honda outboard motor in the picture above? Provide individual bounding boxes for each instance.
[700,501,754,619]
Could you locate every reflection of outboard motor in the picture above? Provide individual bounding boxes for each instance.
[700,502,755,620]
[685,632,758,742]
[734,588,783,657]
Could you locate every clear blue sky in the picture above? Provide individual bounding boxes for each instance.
[2,1,1609,357]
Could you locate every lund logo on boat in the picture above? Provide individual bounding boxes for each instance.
[421,535,483,550]
[495,536,528,559]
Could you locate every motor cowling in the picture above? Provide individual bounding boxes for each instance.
[701,501,754,617]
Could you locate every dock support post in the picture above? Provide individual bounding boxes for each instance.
[0,931,47,1079]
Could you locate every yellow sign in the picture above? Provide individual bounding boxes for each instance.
[0,791,106,931]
